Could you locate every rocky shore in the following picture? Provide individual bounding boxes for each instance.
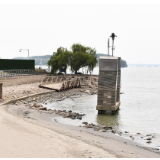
[9,91,159,148]
[1,77,160,157]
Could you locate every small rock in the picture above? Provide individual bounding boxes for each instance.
[82,122,88,125]
[146,138,152,140]
[137,133,140,135]
[146,141,152,143]
[152,148,159,150]
[66,113,70,117]
[84,90,90,94]
[130,136,135,140]
[112,130,116,134]
[31,107,37,109]
[71,115,75,119]
[84,125,92,128]
[102,126,112,130]
[118,131,122,136]
[94,127,98,131]
[39,107,47,110]
[77,116,82,120]
[125,131,129,133]
[99,129,107,132]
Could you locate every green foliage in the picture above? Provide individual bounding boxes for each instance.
[35,67,47,73]
[47,53,59,73]
[13,53,127,68]
[48,47,70,74]
[70,44,97,74]
[121,59,128,67]
[48,44,97,74]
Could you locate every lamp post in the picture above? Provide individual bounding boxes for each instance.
[19,49,29,59]
[108,38,110,56]
[110,33,117,56]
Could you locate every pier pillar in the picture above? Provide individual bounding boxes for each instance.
[116,57,121,102]
[96,57,121,112]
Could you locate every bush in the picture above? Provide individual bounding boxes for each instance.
[35,67,47,73]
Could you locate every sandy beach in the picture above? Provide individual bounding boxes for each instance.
[0,78,160,158]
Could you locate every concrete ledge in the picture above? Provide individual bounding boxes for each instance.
[96,102,120,111]
[1,90,55,106]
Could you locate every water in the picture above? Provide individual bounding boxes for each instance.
[36,65,160,148]
[44,66,160,137]
[35,65,99,74]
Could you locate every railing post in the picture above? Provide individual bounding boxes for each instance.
[0,83,3,99]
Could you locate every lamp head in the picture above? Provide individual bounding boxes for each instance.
[110,33,117,41]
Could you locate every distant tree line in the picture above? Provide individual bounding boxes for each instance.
[13,52,127,69]
[13,55,51,65]
[96,53,128,67]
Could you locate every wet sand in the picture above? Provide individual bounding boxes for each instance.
[0,81,160,158]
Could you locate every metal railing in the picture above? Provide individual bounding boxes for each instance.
[0,69,48,78]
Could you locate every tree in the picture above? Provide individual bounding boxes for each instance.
[47,52,59,73]
[48,44,97,74]
[70,44,97,74]
[48,47,70,74]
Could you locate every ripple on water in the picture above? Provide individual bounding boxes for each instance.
[43,66,160,149]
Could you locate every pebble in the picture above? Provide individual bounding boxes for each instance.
[82,122,88,125]
[146,141,152,143]
[112,130,116,134]
[99,130,107,132]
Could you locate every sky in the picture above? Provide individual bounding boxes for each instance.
[0,0,160,64]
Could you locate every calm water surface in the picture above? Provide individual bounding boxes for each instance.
[44,66,160,136]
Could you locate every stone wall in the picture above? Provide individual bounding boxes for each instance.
[0,75,47,86]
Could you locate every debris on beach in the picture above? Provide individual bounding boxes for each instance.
[82,122,113,132]
[125,131,129,133]
[146,140,152,143]
[130,136,135,140]
[146,137,152,141]
[28,103,85,120]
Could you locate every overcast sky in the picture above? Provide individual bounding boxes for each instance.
[0,0,160,64]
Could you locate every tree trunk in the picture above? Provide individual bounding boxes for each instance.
[75,70,77,74]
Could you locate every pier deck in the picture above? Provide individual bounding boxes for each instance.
[39,76,81,91]
[40,82,63,91]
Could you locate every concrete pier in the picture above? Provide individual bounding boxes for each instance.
[96,57,121,112]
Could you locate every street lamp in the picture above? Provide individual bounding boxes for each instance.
[110,33,117,56]
[107,38,110,56]
[19,49,29,59]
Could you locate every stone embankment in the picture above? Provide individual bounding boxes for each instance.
[0,75,98,104]
[3,75,124,138]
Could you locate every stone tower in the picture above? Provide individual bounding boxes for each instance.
[96,57,121,113]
